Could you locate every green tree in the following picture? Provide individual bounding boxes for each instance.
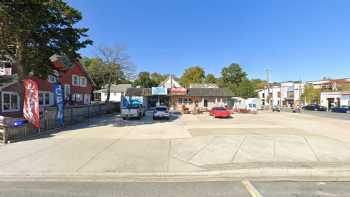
[134,72,157,88]
[302,85,321,104]
[251,78,267,90]
[219,63,247,93]
[0,1,92,81]
[150,72,167,85]
[179,66,205,87]
[205,73,217,84]
[236,79,257,99]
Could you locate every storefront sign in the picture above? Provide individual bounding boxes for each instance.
[53,84,64,125]
[23,79,40,128]
[152,87,167,95]
[170,87,187,95]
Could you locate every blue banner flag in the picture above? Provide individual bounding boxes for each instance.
[53,84,64,125]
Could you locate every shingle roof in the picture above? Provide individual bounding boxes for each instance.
[187,88,234,97]
[125,88,152,96]
[95,84,132,93]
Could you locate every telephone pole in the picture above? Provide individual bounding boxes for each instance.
[265,68,271,107]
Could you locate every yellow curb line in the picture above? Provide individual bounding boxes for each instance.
[241,179,263,197]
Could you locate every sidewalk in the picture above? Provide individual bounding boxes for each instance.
[0,112,350,181]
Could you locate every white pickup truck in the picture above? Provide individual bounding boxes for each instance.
[121,104,145,120]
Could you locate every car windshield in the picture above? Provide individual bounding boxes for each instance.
[213,107,226,111]
[155,107,167,111]
[128,104,140,109]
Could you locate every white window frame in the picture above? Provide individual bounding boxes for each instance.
[2,91,20,112]
[47,75,57,83]
[84,94,91,105]
[79,76,87,87]
[39,91,53,106]
[64,84,70,100]
[72,74,79,86]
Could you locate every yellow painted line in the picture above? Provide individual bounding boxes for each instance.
[241,180,263,197]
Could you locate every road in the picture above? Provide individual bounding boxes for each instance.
[281,108,350,120]
[0,180,350,197]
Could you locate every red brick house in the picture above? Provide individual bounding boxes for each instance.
[0,60,95,117]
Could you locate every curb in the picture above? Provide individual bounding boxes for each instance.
[1,167,350,182]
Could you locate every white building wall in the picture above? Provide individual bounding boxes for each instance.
[101,92,122,102]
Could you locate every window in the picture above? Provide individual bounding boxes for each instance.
[73,93,83,102]
[79,76,87,87]
[47,75,57,83]
[2,92,19,112]
[64,84,71,100]
[84,94,91,104]
[72,75,79,86]
[39,92,53,106]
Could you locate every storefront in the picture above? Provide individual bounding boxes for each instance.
[320,91,350,109]
[126,87,234,111]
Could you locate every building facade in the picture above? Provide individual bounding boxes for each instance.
[257,81,304,107]
[0,60,94,117]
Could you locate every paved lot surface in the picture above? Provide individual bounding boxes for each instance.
[0,180,349,197]
[0,111,350,176]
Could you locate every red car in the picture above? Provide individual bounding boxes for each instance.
[210,107,231,118]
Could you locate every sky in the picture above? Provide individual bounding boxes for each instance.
[66,0,350,82]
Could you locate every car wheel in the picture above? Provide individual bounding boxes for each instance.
[347,110,350,114]
[314,108,318,111]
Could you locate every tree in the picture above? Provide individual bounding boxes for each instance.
[205,73,217,84]
[0,1,92,82]
[251,78,267,90]
[150,72,167,86]
[179,66,205,87]
[219,63,247,93]
[236,79,257,99]
[91,45,135,102]
[134,72,157,88]
[302,85,321,104]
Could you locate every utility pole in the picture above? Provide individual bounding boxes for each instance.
[265,68,271,108]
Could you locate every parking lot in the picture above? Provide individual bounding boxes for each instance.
[0,110,350,177]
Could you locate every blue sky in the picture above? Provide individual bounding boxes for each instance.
[67,0,350,82]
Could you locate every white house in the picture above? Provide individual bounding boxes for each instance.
[159,75,181,88]
[257,81,304,107]
[94,84,132,102]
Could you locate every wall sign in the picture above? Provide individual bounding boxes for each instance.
[170,87,187,95]
[152,87,167,95]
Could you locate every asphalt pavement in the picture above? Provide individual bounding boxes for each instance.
[0,181,350,197]
[288,109,350,120]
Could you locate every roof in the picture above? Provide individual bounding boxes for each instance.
[189,83,219,88]
[75,61,97,87]
[126,88,152,96]
[95,84,132,93]
[187,88,234,97]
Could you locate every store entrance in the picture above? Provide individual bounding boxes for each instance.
[147,96,170,108]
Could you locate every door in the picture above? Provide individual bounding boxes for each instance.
[204,99,208,107]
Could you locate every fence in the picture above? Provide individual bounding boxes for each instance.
[0,102,120,143]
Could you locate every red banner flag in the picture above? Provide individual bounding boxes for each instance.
[23,79,40,128]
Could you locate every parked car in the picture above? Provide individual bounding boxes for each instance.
[302,104,327,111]
[330,106,350,113]
[121,104,145,120]
[211,107,231,118]
[272,105,281,112]
[153,106,170,120]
